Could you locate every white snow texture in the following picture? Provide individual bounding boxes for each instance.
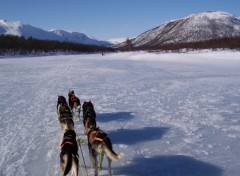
[0,51,240,176]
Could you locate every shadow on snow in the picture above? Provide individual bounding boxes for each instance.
[96,112,135,122]
[108,127,169,145]
[114,155,223,176]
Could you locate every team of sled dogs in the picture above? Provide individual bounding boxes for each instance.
[57,90,123,176]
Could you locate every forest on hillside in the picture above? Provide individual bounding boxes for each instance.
[0,35,114,55]
[1,35,240,55]
[121,37,240,52]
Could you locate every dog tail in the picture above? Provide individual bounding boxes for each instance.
[103,138,124,161]
[63,152,72,175]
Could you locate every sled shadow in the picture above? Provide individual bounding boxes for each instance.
[114,155,223,176]
[108,127,169,145]
[97,112,134,122]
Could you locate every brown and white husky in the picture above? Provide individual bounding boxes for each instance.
[68,90,81,120]
[57,95,74,131]
[86,126,124,176]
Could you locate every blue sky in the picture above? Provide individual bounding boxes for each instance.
[1,0,240,40]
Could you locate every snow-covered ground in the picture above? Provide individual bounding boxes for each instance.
[1,51,240,176]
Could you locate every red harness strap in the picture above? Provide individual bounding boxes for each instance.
[70,95,76,102]
[60,132,77,149]
[89,130,106,144]
[61,141,74,148]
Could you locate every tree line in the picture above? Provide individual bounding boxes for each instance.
[1,35,240,55]
[0,35,114,55]
[121,37,240,52]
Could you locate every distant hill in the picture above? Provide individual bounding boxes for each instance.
[118,11,240,50]
[0,19,112,46]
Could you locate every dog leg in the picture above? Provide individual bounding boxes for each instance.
[60,159,64,175]
[98,146,104,170]
[93,153,98,176]
[91,154,98,176]
[94,158,98,176]
[107,157,112,176]
[71,107,74,118]
[60,153,68,176]
[89,147,97,174]
[72,155,79,176]
[78,108,81,120]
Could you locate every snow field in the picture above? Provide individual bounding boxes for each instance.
[0,51,240,176]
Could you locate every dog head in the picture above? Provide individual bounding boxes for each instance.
[83,101,94,109]
[63,129,77,139]
[57,95,72,117]
[57,96,68,110]
[57,95,67,113]
[57,95,67,106]
[68,90,75,97]
[83,101,94,114]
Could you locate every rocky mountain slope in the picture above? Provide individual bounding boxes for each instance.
[131,11,240,48]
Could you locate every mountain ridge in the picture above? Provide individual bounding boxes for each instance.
[0,19,112,46]
[124,11,240,48]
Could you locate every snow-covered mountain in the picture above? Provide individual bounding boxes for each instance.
[130,11,240,47]
[108,37,128,45]
[0,19,112,46]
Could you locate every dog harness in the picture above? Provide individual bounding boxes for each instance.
[83,102,94,113]
[61,130,78,150]
[61,137,77,148]
[59,105,73,119]
[70,95,77,102]
[89,129,107,144]
[84,107,96,119]
[60,130,79,166]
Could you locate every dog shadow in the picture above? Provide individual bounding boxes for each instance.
[114,155,223,176]
[96,112,134,122]
[108,127,169,145]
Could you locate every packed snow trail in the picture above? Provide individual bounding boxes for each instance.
[0,51,240,176]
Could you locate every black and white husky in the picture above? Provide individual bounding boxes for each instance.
[57,95,74,131]
[87,126,124,176]
[68,90,81,119]
[82,101,96,129]
[60,130,79,176]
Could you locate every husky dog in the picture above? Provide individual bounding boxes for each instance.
[84,116,97,134]
[87,126,124,176]
[60,130,79,176]
[82,101,95,116]
[68,90,81,119]
[82,101,96,128]
[57,95,74,131]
